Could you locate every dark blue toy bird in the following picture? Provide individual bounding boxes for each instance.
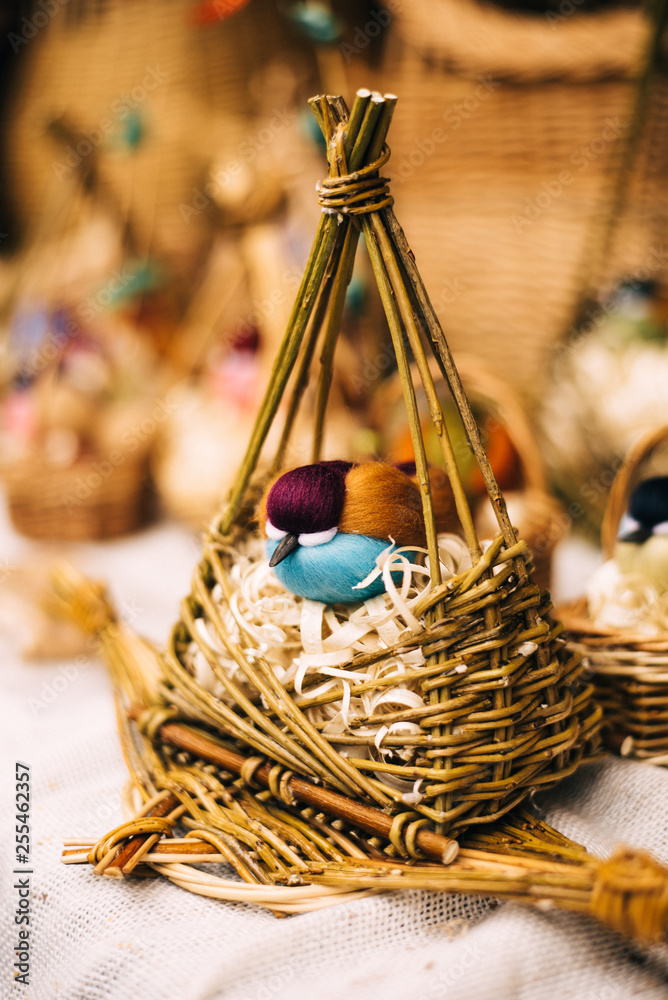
[259,460,457,605]
[615,475,668,591]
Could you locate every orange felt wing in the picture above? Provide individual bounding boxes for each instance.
[338,464,428,548]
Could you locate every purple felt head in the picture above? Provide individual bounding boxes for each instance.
[266,461,352,534]
[394,461,417,478]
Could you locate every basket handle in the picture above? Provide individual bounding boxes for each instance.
[453,356,548,496]
[601,424,668,559]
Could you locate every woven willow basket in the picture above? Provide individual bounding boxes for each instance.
[56,92,668,942]
[368,0,668,401]
[4,449,153,541]
[559,424,668,763]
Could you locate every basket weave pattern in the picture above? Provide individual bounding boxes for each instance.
[373,0,668,400]
[59,95,668,944]
[4,451,151,541]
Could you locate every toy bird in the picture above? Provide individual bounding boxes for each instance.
[614,476,668,592]
[258,460,458,604]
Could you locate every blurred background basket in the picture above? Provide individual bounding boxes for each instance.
[373,354,564,591]
[0,0,339,542]
[369,0,668,403]
[558,424,668,763]
[4,448,153,541]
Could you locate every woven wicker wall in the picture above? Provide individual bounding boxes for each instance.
[365,0,668,402]
[4,0,318,277]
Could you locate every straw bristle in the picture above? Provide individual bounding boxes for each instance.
[46,563,117,636]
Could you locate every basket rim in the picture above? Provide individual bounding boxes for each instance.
[558,595,668,656]
[385,0,648,84]
[601,423,668,560]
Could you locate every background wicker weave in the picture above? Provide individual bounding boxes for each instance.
[3,0,319,279]
[362,0,668,402]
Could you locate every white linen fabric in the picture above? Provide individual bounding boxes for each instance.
[1,503,667,1000]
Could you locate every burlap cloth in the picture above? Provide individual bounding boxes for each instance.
[1,502,667,1000]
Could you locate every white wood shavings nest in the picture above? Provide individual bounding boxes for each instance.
[585,559,668,635]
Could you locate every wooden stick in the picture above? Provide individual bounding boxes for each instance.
[63,839,220,863]
[215,92,374,537]
[382,209,519,557]
[143,715,459,864]
[275,227,347,470]
[311,221,359,463]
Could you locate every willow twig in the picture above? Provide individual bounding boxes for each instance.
[276,227,347,470]
[217,214,339,535]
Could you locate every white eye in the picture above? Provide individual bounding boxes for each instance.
[298,527,338,547]
[618,514,641,537]
[266,520,288,541]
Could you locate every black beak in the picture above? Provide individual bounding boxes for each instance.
[269,532,300,567]
[618,527,651,544]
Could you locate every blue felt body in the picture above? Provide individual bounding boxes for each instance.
[266,533,395,604]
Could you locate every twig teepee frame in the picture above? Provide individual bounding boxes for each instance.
[179,89,600,833]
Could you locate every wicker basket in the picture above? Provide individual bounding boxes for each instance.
[361,0,668,402]
[52,92,668,943]
[4,449,153,541]
[558,424,668,763]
